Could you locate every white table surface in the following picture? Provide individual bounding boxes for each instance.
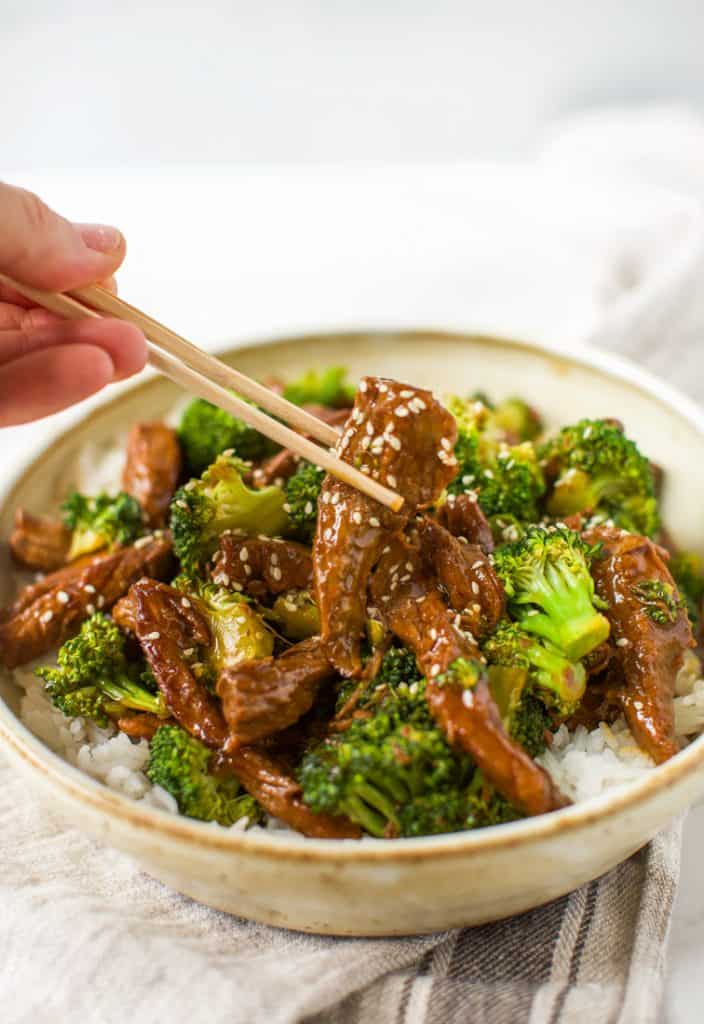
[3,167,703,1023]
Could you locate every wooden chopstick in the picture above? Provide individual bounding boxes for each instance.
[0,273,404,512]
[72,284,340,447]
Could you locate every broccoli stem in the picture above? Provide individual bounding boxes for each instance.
[517,562,610,660]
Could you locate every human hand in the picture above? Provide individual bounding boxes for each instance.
[0,183,147,427]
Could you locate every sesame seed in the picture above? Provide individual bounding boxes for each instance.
[236,615,248,624]
[361,436,371,450]
[484,468,494,479]
[222,448,234,457]
[332,492,340,505]
[175,500,188,510]
[57,590,69,605]
[271,566,283,582]
[430,628,438,640]
[366,422,374,436]
[462,689,474,708]
[472,561,484,570]
[378,383,388,393]
[351,511,362,525]
[387,474,397,488]
[220,574,231,587]
[616,637,630,647]
[144,631,160,640]
[244,565,252,576]
[321,492,331,504]
[400,574,411,582]
[400,389,414,398]
[283,503,292,513]
[270,552,279,565]
[369,517,381,528]
[471,581,480,595]
[284,600,297,612]
[430,664,441,677]
[40,610,53,624]
[239,548,249,562]
[323,528,333,541]
[84,584,97,594]
[97,595,105,609]
[359,380,368,392]
[440,438,452,451]
[388,436,402,451]
[181,597,191,609]
[86,603,96,615]
[183,648,195,657]
[395,405,409,417]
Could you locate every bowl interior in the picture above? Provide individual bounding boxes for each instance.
[1,328,703,811]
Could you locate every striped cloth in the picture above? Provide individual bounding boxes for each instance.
[0,753,682,1024]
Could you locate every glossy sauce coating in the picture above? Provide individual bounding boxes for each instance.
[314,377,458,677]
[437,492,495,553]
[9,508,71,572]
[417,516,505,637]
[217,637,334,748]
[0,534,173,668]
[212,535,312,598]
[122,422,182,528]
[130,579,227,749]
[369,538,568,816]
[584,524,693,763]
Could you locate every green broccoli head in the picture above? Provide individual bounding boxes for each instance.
[284,461,325,540]
[466,773,524,827]
[300,678,473,837]
[146,725,263,826]
[283,366,355,408]
[669,551,704,628]
[178,397,276,475]
[170,454,290,574]
[36,614,166,726]
[490,397,543,443]
[180,580,274,673]
[492,525,610,661]
[483,620,586,716]
[444,397,545,519]
[334,644,422,715]
[62,490,144,560]
[269,589,321,641]
[538,418,659,536]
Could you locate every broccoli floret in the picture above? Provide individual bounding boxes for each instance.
[492,525,610,661]
[299,679,473,837]
[37,614,166,726]
[283,366,355,408]
[444,397,545,519]
[62,491,144,560]
[269,590,321,641]
[334,644,422,715]
[491,397,543,443]
[177,580,274,673]
[466,773,524,827]
[539,418,659,537]
[284,461,325,540]
[483,621,586,717]
[170,454,290,573]
[146,725,262,826]
[509,692,553,759]
[178,397,275,475]
[670,551,704,628]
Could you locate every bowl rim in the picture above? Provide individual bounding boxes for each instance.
[2,326,704,864]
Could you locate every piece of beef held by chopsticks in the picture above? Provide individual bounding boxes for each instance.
[584,524,693,763]
[314,377,458,677]
[369,538,568,816]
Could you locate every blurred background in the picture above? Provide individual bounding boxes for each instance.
[4,0,704,168]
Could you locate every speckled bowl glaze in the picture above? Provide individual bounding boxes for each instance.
[1,330,704,936]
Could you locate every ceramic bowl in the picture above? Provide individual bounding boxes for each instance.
[1,330,704,937]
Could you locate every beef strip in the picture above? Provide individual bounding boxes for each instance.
[9,508,71,572]
[416,516,505,636]
[117,711,174,741]
[437,492,495,553]
[584,524,693,763]
[0,535,173,669]
[129,579,226,748]
[215,747,361,839]
[122,422,182,528]
[314,377,458,677]
[369,538,568,816]
[217,637,335,748]
[211,535,312,598]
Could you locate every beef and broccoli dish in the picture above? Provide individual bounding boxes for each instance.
[2,366,703,839]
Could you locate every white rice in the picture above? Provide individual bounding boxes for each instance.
[11,435,704,832]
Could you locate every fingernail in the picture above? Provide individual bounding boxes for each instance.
[77,223,123,254]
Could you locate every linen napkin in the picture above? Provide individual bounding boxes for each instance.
[3,105,704,1024]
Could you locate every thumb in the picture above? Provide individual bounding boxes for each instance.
[0,182,127,292]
